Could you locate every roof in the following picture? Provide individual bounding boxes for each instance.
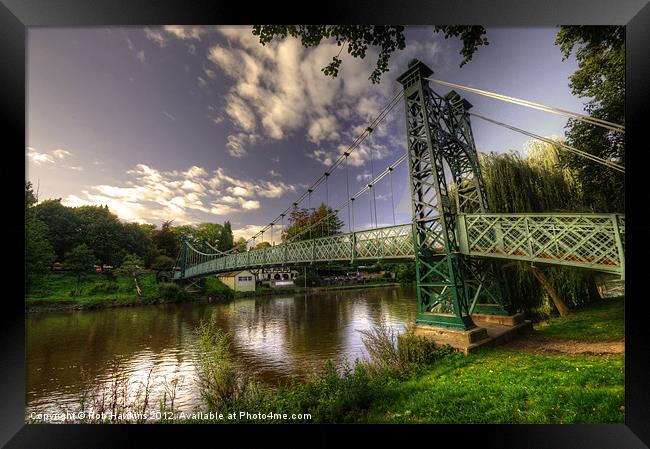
[216,270,254,277]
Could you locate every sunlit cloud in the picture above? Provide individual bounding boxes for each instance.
[61,162,296,225]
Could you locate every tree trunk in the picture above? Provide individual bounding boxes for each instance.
[531,267,571,317]
[586,272,602,302]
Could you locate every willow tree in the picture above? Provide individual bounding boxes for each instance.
[475,140,604,317]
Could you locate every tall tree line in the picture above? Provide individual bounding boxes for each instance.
[25,182,236,289]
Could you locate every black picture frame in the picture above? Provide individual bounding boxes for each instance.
[3,1,649,447]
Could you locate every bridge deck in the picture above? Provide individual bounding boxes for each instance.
[176,213,624,280]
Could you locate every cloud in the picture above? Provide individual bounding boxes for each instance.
[232,223,282,245]
[52,149,71,159]
[137,50,146,63]
[62,162,297,225]
[28,147,78,167]
[225,133,258,158]
[163,25,213,41]
[27,148,55,165]
[268,169,281,177]
[144,28,167,47]
[308,141,392,168]
[202,26,417,166]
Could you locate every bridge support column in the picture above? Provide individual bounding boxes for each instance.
[398,59,477,331]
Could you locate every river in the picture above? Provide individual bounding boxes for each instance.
[26,285,418,420]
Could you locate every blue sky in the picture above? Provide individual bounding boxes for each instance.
[27,26,584,242]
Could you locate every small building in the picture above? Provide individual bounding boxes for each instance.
[256,267,300,288]
[217,270,256,292]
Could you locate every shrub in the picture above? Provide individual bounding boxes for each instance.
[294,271,321,287]
[151,255,175,272]
[359,322,452,378]
[271,359,387,423]
[157,282,188,302]
[194,320,263,413]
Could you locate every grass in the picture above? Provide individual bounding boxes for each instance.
[25,272,194,310]
[532,296,624,341]
[364,349,624,423]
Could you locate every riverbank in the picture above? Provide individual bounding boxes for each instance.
[184,296,624,424]
[25,272,403,312]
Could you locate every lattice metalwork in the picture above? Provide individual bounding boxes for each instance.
[174,212,625,281]
[174,224,415,280]
[397,59,476,330]
[458,213,625,276]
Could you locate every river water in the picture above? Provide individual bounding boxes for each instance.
[26,285,418,420]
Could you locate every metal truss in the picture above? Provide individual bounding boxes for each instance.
[457,213,625,278]
[176,213,624,280]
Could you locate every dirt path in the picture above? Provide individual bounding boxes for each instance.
[502,337,625,355]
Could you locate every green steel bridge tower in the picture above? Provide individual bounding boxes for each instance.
[397,59,509,330]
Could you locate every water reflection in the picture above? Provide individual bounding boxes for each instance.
[26,285,417,417]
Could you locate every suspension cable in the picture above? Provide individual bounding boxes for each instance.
[389,167,396,225]
[426,78,625,133]
[284,152,408,244]
[345,153,352,233]
[325,172,329,236]
[470,112,625,173]
[367,127,378,228]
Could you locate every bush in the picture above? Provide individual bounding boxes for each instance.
[294,271,321,287]
[194,320,264,414]
[157,282,188,302]
[151,255,174,272]
[280,360,379,423]
[359,322,452,379]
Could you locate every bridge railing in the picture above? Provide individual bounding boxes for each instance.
[457,213,625,276]
[176,213,625,280]
[175,223,415,279]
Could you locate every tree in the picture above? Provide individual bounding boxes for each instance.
[26,182,56,292]
[232,237,247,253]
[219,221,234,251]
[252,26,487,84]
[74,205,125,266]
[479,146,604,315]
[64,244,97,295]
[254,241,271,250]
[26,182,55,291]
[195,223,224,248]
[282,202,344,242]
[152,220,180,258]
[151,254,175,271]
[554,26,624,212]
[121,222,158,268]
[117,253,146,296]
[33,199,82,261]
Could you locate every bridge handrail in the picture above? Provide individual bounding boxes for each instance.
[176,213,625,280]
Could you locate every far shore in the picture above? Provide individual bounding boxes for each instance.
[26,281,404,313]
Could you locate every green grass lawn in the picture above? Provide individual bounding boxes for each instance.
[26,271,160,305]
[532,296,624,341]
[364,349,624,423]
[361,297,625,423]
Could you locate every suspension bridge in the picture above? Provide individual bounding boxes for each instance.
[174,59,625,333]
